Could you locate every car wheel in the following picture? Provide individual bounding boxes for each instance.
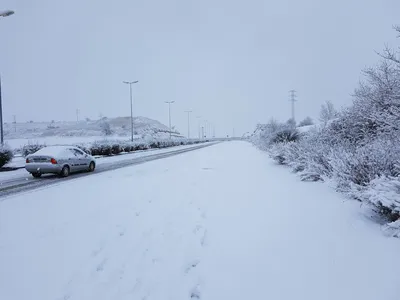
[88,162,95,172]
[32,172,42,178]
[60,165,70,177]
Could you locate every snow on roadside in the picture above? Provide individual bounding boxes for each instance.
[0,141,399,300]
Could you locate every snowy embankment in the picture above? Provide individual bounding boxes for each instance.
[0,141,399,300]
[251,126,400,238]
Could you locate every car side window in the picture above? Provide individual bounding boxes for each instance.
[61,149,76,158]
[72,149,85,157]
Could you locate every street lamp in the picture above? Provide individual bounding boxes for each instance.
[123,80,139,142]
[164,101,175,138]
[0,9,15,145]
[184,110,192,139]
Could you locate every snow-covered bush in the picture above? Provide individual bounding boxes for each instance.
[330,136,400,189]
[0,145,13,168]
[87,138,204,156]
[362,176,400,222]
[271,128,300,144]
[382,219,400,238]
[252,27,400,230]
[298,117,314,127]
[22,143,46,157]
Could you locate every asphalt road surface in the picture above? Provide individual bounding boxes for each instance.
[0,143,216,198]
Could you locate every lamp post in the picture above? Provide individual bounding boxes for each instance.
[165,101,175,138]
[0,10,15,145]
[123,80,139,142]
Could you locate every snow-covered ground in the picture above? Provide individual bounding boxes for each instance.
[0,141,399,300]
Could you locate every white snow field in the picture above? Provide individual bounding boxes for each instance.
[0,141,399,300]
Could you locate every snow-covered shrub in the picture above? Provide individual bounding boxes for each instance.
[298,116,314,127]
[382,219,400,238]
[0,145,13,168]
[111,144,122,155]
[89,141,112,156]
[269,128,331,181]
[330,136,400,189]
[271,128,300,144]
[357,176,400,222]
[22,143,46,157]
[252,27,400,227]
[87,138,204,157]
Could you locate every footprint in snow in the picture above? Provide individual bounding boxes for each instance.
[193,224,202,234]
[96,258,108,272]
[190,285,201,299]
[91,247,103,257]
[200,230,208,247]
[185,260,200,274]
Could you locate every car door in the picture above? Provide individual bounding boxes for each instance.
[71,148,89,171]
[65,149,80,173]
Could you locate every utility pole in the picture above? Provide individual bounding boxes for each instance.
[165,101,175,138]
[0,76,3,145]
[204,120,208,138]
[289,90,297,121]
[13,115,16,133]
[0,10,15,145]
[184,110,192,138]
[123,80,139,142]
[213,125,215,138]
[201,126,204,139]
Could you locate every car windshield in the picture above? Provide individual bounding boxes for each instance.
[1,2,400,300]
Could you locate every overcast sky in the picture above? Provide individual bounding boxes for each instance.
[1,0,399,137]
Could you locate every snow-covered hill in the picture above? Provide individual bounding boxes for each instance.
[3,116,183,150]
[4,116,180,139]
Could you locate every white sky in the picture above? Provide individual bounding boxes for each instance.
[1,0,399,137]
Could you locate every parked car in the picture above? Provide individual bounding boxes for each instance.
[25,146,96,178]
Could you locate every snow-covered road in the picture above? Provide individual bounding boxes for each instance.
[0,141,399,300]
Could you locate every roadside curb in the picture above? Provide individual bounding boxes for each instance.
[0,166,25,172]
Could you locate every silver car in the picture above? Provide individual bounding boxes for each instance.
[25,146,96,178]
